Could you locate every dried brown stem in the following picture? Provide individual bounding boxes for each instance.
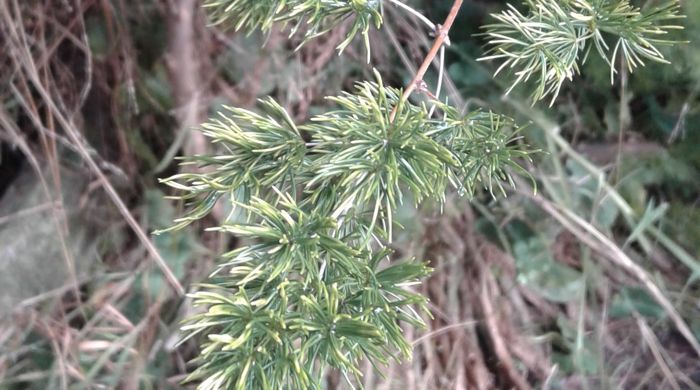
[515,178,700,358]
[165,0,208,157]
[389,0,463,122]
[478,271,532,390]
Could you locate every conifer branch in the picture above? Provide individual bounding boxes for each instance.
[479,0,683,104]
[202,0,384,58]
[156,0,687,388]
[162,74,535,389]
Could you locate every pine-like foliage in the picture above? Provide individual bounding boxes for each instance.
[480,0,683,104]
[161,0,684,388]
[203,0,383,54]
[161,76,532,390]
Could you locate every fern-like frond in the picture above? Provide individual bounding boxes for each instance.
[180,195,432,390]
[480,0,683,103]
[202,0,383,56]
[305,77,457,238]
[162,73,535,389]
[157,98,306,232]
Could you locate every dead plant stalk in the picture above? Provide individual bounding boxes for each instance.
[0,0,185,297]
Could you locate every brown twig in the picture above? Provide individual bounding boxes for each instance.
[389,0,463,123]
[165,0,208,157]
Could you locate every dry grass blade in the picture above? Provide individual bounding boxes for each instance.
[411,320,477,346]
[165,0,208,157]
[478,271,532,390]
[558,205,700,357]
[0,107,82,316]
[520,184,700,358]
[636,314,682,390]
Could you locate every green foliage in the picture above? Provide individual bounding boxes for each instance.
[609,287,665,319]
[162,74,532,389]
[180,194,432,389]
[2,0,696,388]
[480,0,684,104]
[160,0,689,388]
[436,105,534,198]
[513,237,584,303]
[159,98,306,232]
[202,0,383,54]
[162,76,532,233]
[305,79,456,236]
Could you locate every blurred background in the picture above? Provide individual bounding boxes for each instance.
[1,0,699,388]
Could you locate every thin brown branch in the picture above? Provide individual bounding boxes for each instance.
[165,0,208,157]
[389,0,463,122]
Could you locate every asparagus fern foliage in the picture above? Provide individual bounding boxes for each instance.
[480,0,684,104]
[160,76,531,389]
[159,0,682,388]
[203,0,383,56]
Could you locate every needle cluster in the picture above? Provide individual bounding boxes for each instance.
[480,0,684,104]
[203,0,383,54]
[161,75,533,389]
[162,0,683,388]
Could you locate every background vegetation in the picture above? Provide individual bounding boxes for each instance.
[1,0,699,388]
